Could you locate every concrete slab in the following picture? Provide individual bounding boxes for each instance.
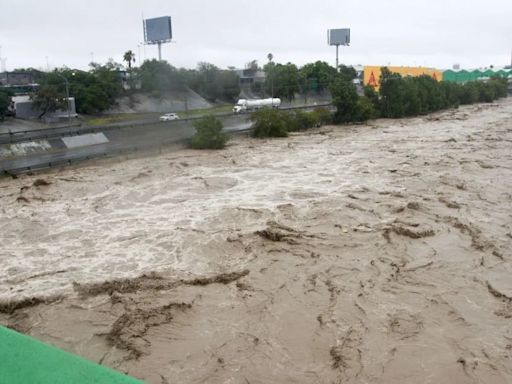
[62,133,109,149]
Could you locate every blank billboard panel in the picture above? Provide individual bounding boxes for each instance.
[144,16,172,43]
[328,29,350,46]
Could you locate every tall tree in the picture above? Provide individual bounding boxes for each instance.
[330,76,359,123]
[31,85,67,118]
[123,50,136,70]
[263,62,300,101]
[139,59,185,94]
[300,61,337,92]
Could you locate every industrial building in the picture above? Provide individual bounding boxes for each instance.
[363,66,443,90]
[13,95,77,121]
[236,68,266,87]
[1,71,77,121]
[442,68,512,83]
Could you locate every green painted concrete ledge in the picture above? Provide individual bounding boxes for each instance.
[0,326,143,383]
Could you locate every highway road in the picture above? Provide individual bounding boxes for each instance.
[0,104,331,174]
[1,117,252,173]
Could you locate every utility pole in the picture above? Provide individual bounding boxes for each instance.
[267,53,274,98]
[0,45,5,73]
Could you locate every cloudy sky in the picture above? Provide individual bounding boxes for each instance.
[1,0,511,72]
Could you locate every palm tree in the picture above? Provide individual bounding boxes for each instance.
[123,50,136,70]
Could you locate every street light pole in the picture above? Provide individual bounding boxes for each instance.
[65,78,71,125]
[267,53,274,99]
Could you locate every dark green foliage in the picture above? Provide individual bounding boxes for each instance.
[330,77,360,123]
[458,82,479,105]
[251,108,288,138]
[138,60,186,94]
[0,90,11,120]
[363,86,380,116]
[337,65,357,83]
[375,67,508,118]
[88,63,124,106]
[440,82,461,108]
[123,50,136,70]
[190,115,228,149]
[489,78,508,98]
[215,69,240,101]
[476,82,496,103]
[31,84,67,118]
[263,62,301,101]
[287,110,320,132]
[353,96,376,122]
[70,68,122,114]
[378,68,408,118]
[34,64,124,115]
[299,61,338,92]
[312,107,333,125]
[180,63,240,102]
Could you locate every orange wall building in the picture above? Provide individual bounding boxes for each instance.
[364,66,443,90]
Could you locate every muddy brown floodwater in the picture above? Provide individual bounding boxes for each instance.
[1,100,512,383]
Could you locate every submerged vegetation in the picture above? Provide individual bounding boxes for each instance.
[190,115,228,149]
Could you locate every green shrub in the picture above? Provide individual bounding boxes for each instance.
[353,96,376,122]
[363,86,380,117]
[290,110,319,131]
[478,83,496,103]
[251,108,288,138]
[330,77,360,123]
[378,68,408,118]
[312,107,333,125]
[489,78,508,98]
[190,115,228,149]
[459,83,479,105]
[440,82,461,108]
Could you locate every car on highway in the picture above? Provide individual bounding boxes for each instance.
[159,113,180,121]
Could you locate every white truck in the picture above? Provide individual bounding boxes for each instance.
[233,98,281,114]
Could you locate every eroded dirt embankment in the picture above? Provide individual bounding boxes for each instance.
[1,100,512,383]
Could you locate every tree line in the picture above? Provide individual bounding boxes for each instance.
[3,58,353,117]
[234,66,509,139]
[331,67,508,124]
[5,59,244,116]
[1,58,509,119]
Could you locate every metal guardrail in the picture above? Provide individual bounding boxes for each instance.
[0,103,332,145]
[0,103,332,175]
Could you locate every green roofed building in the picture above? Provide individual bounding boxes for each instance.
[443,68,512,83]
[0,326,143,384]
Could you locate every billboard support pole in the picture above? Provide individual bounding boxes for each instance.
[158,42,162,61]
[336,44,339,72]
[328,28,350,72]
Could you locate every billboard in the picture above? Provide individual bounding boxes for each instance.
[144,16,172,44]
[363,66,443,90]
[328,29,350,46]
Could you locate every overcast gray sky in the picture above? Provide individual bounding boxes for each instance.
[1,0,511,72]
